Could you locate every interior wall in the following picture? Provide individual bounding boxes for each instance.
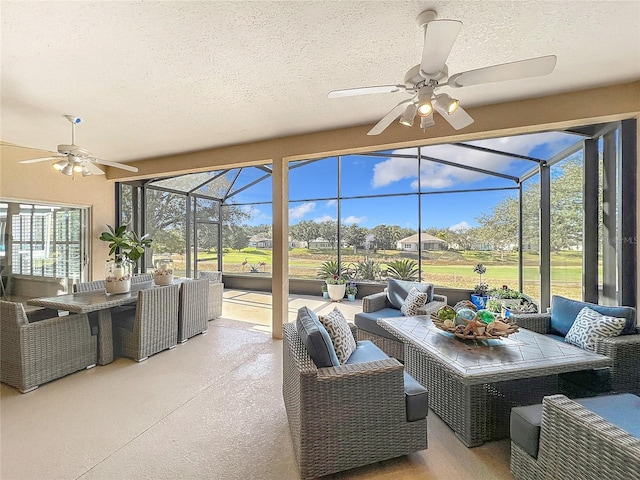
[0,147,115,280]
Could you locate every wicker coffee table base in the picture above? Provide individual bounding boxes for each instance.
[406,343,561,447]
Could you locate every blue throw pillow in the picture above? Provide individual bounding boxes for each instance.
[296,306,340,368]
[386,279,434,310]
[550,295,637,337]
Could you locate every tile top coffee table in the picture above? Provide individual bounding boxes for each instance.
[378,315,612,447]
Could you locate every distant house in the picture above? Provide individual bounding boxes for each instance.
[397,233,445,251]
[248,235,272,248]
[308,238,332,249]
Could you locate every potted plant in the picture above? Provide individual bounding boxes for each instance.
[346,282,357,301]
[99,224,152,294]
[471,263,489,308]
[321,283,328,299]
[488,285,523,315]
[325,274,346,301]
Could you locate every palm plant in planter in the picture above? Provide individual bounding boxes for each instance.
[99,224,152,294]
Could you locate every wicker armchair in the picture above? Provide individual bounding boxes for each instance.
[355,286,447,361]
[283,322,427,479]
[0,301,97,393]
[510,311,640,395]
[178,279,209,343]
[198,271,224,320]
[113,284,179,362]
[510,394,640,480]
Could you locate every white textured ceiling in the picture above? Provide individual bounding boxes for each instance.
[1,1,639,163]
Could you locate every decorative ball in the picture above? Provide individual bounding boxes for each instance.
[476,309,496,324]
[437,305,456,321]
[455,308,476,325]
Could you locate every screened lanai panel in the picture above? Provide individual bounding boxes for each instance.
[462,131,582,163]
[193,171,237,199]
[289,158,337,201]
[226,166,272,204]
[341,154,418,197]
[151,171,218,193]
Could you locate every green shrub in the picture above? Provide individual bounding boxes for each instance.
[386,259,419,281]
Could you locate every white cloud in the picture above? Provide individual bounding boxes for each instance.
[314,214,335,223]
[326,199,337,207]
[343,215,366,225]
[289,202,316,219]
[449,221,471,232]
[373,132,576,190]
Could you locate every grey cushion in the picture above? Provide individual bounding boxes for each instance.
[387,279,434,310]
[550,295,636,336]
[354,308,405,341]
[345,340,429,422]
[511,393,640,459]
[296,306,339,368]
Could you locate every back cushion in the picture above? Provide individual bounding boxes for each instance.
[550,295,637,336]
[387,279,434,309]
[296,306,340,368]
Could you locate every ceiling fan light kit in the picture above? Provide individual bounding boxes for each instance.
[327,9,557,136]
[17,114,139,178]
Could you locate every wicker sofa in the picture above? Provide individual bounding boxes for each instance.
[354,279,447,361]
[510,393,640,480]
[0,300,97,393]
[283,307,428,479]
[510,295,638,395]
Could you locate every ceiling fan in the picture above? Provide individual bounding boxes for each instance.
[17,115,138,177]
[328,10,557,136]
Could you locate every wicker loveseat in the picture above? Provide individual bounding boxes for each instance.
[283,307,428,479]
[510,295,638,395]
[510,393,640,480]
[354,279,447,361]
[0,300,97,393]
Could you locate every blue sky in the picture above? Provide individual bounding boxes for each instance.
[232,131,581,231]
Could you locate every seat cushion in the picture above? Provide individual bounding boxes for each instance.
[345,340,429,422]
[318,307,356,364]
[354,308,404,341]
[387,279,434,310]
[564,306,626,351]
[401,287,429,316]
[550,295,636,336]
[511,393,640,459]
[296,306,339,368]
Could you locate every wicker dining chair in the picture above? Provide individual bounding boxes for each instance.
[113,284,179,362]
[74,280,106,293]
[198,271,224,320]
[0,300,97,393]
[178,279,209,343]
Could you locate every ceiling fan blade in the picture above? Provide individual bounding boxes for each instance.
[93,158,139,173]
[435,104,474,130]
[84,162,105,175]
[448,55,557,88]
[18,156,64,164]
[367,99,414,136]
[328,85,406,98]
[420,20,462,77]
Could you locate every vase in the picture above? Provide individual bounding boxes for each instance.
[154,258,174,285]
[347,294,355,301]
[470,294,488,309]
[326,283,346,301]
[322,291,329,299]
[105,256,132,294]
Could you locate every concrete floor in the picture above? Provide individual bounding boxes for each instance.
[0,290,512,479]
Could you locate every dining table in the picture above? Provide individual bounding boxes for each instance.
[27,283,154,365]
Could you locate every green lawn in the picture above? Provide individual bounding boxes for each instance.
[163,247,586,299]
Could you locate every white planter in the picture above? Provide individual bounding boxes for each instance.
[326,283,346,301]
[105,278,131,294]
[154,273,174,285]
